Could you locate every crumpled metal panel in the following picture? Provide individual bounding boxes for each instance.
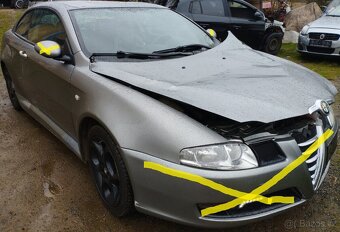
[90,33,337,123]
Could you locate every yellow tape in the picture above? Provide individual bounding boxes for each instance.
[201,129,333,216]
[144,161,294,205]
[144,129,333,217]
[37,42,60,56]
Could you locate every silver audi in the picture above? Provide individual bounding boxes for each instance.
[298,0,340,56]
[1,1,338,228]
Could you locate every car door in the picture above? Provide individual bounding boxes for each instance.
[15,8,76,136]
[7,11,35,101]
[226,0,265,48]
[190,0,231,41]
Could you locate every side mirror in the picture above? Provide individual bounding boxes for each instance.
[254,11,263,20]
[34,40,61,58]
[206,28,217,38]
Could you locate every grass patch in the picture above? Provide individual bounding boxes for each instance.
[0,9,24,48]
[279,43,340,80]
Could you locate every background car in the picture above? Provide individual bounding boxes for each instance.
[298,0,340,56]
[0,0,29,8]
[174,0,284,55]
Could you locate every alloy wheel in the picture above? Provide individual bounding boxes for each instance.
[89,139,121,206]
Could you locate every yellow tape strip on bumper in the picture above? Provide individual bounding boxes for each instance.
[144,129,333,217]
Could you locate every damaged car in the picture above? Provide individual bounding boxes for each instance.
[174,0,285,55]
[1,1,338,228]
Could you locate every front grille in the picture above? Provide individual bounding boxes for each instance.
[307,46,335,54]
[309,33,340,41]
[198,188,302,218]
[297,129,325,188]
[292,114,328,189]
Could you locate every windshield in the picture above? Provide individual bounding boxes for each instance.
[70,8,215,56]
[326,0,340,16]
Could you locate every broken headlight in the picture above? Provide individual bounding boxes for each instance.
[180,143,258,170]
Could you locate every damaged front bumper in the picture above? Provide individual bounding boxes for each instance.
[122,117,338,228]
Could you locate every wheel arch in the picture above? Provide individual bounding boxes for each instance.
[265,26,284,35]
[78,114,122,163]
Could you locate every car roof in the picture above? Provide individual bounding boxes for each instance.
[31,1,165,11]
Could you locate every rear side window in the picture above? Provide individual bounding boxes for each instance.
[191,1,202,14]
[200,0,225,17]
[229,1,255,19]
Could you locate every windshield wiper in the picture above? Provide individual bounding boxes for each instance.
[90,51,192,62]
[153,44,212,54]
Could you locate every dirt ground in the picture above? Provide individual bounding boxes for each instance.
[0,70,339,232]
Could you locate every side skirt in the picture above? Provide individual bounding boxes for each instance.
[17,94,82,159]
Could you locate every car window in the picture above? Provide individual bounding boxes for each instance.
[229,1,255,19]
[200,0,225,17]
[15,12,33,38]
[191,1,202,14]
[70,8,214,56]
[27,9,66,45]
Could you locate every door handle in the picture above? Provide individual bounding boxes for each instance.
[233,25,242,30]
[19,51,28,58]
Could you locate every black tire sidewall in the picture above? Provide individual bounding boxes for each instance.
[264,33,283,55]
[87,125,134,217]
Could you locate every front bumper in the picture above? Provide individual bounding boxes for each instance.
[122,124,338,228]
[297,29,340,56]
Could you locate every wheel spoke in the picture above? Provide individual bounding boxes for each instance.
[103,184,119,205]
[89,136,121,206]
[96,171,103,189]
[90,156,101,171]
[104,153,119,184]
[91,141,105,164]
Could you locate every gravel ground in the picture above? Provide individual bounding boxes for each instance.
[0,71,339,232]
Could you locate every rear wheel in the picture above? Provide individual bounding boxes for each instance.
[87,125,134,217]
[2,67,22,111]
[263,32,283,55]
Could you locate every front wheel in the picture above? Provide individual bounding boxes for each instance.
[263,33,283,55]
[87,125,134,217]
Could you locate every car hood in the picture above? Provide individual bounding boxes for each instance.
[90,33,337,123]
[309,15,340,30]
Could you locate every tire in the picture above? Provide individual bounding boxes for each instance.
[86,125,134,217]
[2,67,22,111]
[263,32,283,55]
[11,0,27,9]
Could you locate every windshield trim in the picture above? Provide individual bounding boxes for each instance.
[68,7,216,59]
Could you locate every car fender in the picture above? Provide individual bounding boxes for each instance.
[70,66,226,164]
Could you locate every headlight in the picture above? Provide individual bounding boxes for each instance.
[328,105,336,127]
[300,25,310,36]
[180,143,258,170]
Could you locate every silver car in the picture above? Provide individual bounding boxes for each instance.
[1,1,338,228]
[298,0,340,56]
